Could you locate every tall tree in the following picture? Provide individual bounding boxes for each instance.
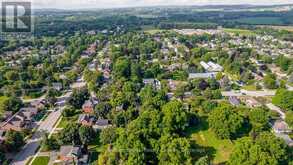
[4,131,24,152]
[208,105,244,139]
[158,136,192,165]
[162,100,189,134]
[228,133,289,165]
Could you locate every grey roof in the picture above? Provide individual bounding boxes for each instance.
[188,72,217,79]
[96,119,109,126]
[78,114,95,123]
[60,145,81,157]
[229,96,241,106]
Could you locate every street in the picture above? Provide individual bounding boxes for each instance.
[222,89,276,97]
[11,107,63,165]
[266,103,286,120]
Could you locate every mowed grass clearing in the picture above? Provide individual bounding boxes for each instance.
[223,28,255,36]
[31,156,50,165]
[141,25,165,34]
[187,118,234,164]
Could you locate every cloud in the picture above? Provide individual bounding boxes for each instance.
[31,0,293,9]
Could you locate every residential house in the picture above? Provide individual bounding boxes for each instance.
[0,107,38,131]
[143,79,161,90]
[30,100,46,110]
[188,73,217,79]
[229,96,241,106]
[200,61,223,72]
[57,145,88,164]
[168,80,183,91]
[1,111,13,121]
[166,92,175,100]
[77,114,95,127]
[82,100,96,114]
[243,98,262,108]
[71,77,86,89]
[273,120,291,134]
[52,82,63,91]
[93,119,111,130]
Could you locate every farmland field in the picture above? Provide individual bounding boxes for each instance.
[234,17,283,25]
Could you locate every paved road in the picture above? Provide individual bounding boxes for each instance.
[275,133,293,146]
[266,104,293,146]
[11,109,62,165]
[222,90,276,97]
[286,84,293,91]
[266,103,286,120]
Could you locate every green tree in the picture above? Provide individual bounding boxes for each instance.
[158,136,192,165]
[272,89,293,111]
[0,96,22,114]
[4,131,24,152]
[208,105,244,139]
[285,111,293,128]
[95,102,112,119]
[195,156,210,165]
[228,133,289,165]
[4,70,19,81]
[46,88,58,107]
[100,126,117,145]
[249,108,270,132]
[162,100,189,134]
[263,74,278,89]
[79,125,95,147]
[113,58,131,79]
[58,123,81,145]
[41,133,59,151]
[68,88,89,109]
[62,106,76,117]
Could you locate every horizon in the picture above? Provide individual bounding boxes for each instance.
[34,3,293,10]
[29,0,293,10]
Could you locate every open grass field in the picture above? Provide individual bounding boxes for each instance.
[223,28,255,36]
[31,156,50,165]
[141,25,167,34]
[187,117,234,164]
[234,17,283,25]
[257,25,293,32]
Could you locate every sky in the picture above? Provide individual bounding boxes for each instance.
[31,0,293,9]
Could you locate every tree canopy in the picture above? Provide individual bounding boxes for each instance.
[208,105,244,139]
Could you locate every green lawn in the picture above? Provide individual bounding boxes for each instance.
[31,156,50,165]
[242,85,258,91]
[141,25,165,34]
[187,117,234,164]
[56,116,78,128]
[223,28,255,36]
